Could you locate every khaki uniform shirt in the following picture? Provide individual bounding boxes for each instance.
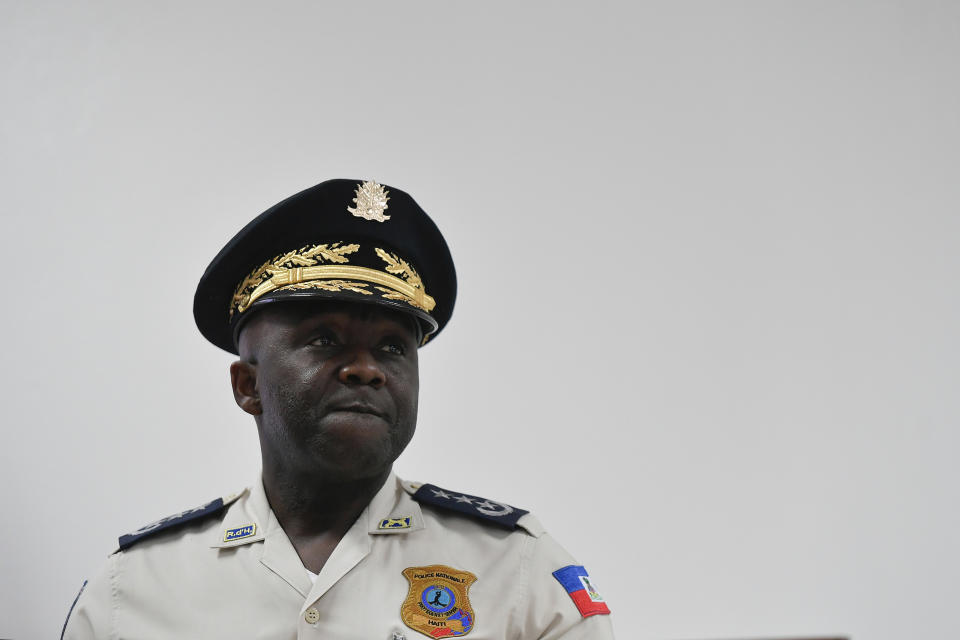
[63,474,614,639]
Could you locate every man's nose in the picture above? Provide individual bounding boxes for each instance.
[338,350,386,387]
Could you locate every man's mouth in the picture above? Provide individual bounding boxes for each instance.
[329,403,384,417]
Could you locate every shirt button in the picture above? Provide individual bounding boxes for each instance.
[304,607,320,624]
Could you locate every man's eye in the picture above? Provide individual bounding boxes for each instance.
[380,343,406,355]
[310,335,336,346]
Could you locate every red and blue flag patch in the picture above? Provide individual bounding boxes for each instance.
[552,565,610,618]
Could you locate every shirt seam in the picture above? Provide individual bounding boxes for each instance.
[506,532,536,640]
[109,552,120,640]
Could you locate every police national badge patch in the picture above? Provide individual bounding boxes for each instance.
[401,565,476,637]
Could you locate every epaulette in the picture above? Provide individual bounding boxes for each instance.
[408,483,532,531]
[117,492,242,551]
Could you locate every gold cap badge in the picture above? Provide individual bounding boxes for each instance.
[348,180,391,222]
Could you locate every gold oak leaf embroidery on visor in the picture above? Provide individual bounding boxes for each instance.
[230,243,435,317]
[373,248,432,312]
[231,243,360,316]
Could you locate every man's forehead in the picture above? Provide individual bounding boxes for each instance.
[294,301,420,328]
[242,300,421,337]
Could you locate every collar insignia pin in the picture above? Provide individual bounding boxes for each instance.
[223,523,257,542]
[379,517,413,530]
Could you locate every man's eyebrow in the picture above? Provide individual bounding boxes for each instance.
[380,328,419,343]
[294,314,340,330]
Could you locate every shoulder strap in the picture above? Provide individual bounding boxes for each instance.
[410,483,531,530]
[117,492,240,551]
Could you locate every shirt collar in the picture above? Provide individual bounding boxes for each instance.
[210,471,424,549]
[365,473,424,535]
[209,482,266,549]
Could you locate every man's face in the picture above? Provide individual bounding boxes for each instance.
[234,301,420,482]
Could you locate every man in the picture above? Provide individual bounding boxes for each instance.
[62,179,614,639]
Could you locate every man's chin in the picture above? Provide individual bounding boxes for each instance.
[304,433,403,481]
[307,454,396,484]
[314,414,396,454]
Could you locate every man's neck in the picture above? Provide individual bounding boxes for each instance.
[260,465,392,573]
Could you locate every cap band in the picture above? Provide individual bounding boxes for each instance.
[230,243,434,317]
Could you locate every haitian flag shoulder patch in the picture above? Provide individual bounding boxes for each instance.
[552,565,610,618]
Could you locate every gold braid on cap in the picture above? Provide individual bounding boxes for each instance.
[229,242,435,318]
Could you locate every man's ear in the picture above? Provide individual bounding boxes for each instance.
[230,360,262,416]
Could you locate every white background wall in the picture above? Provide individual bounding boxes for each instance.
[2,2,958,639]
